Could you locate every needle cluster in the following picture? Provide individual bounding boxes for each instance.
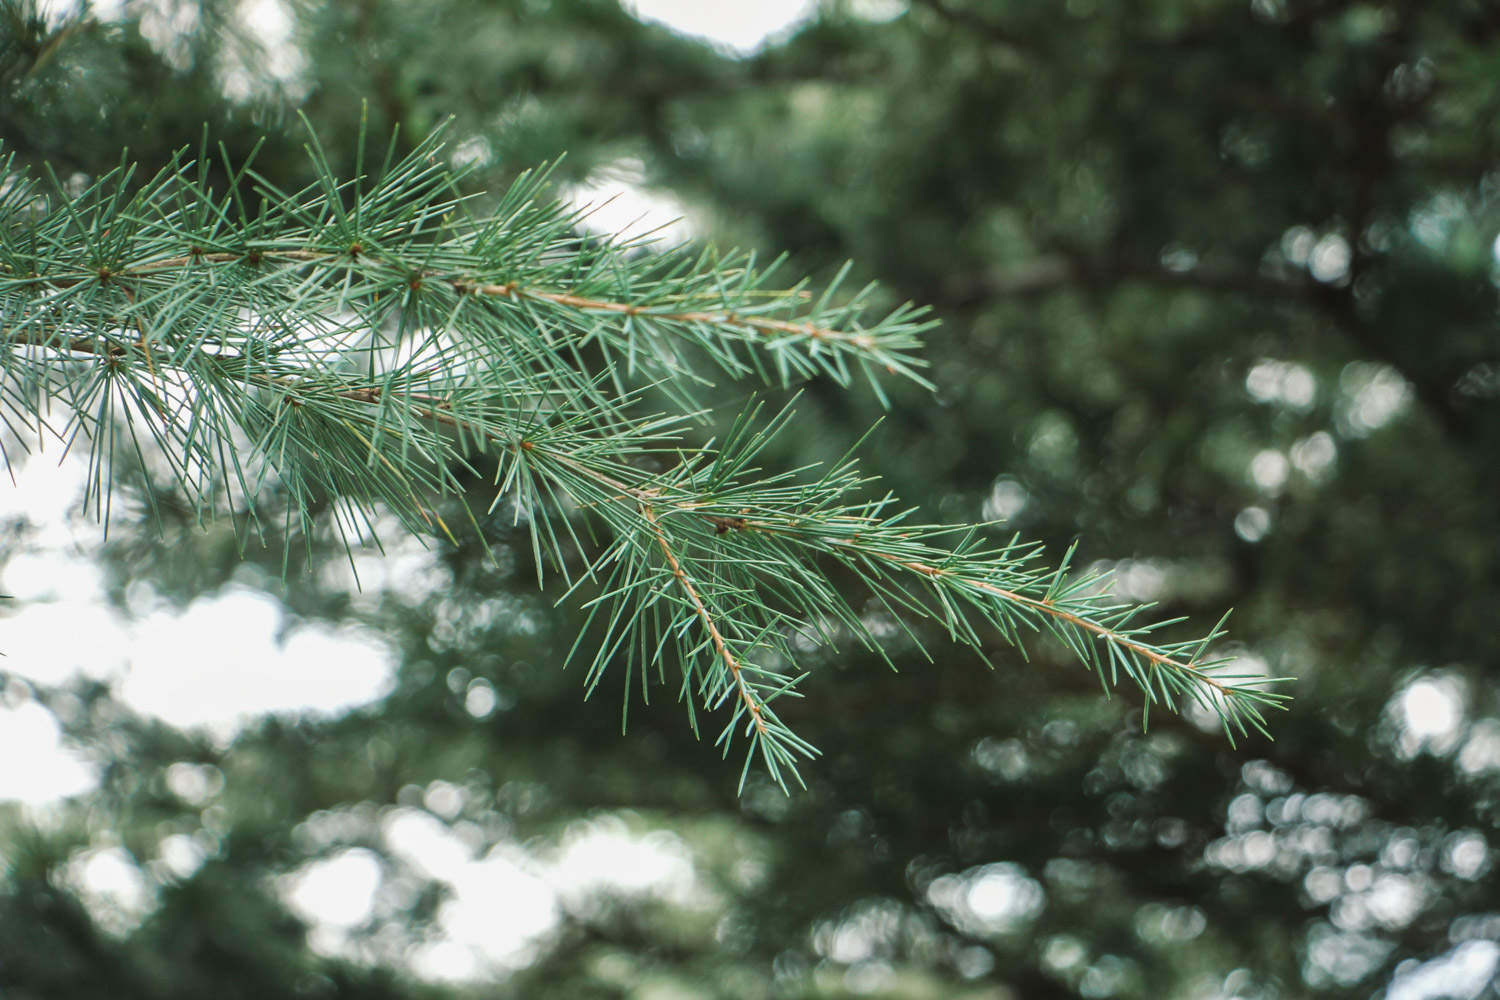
[0,122,1288,788]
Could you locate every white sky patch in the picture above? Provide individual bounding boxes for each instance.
[1442,831,1490,881]
[982,476,1028,522]
[1282,225,1317,266]
[1304,921,1393,988]
[0,449,106,549]
[1387,940,1500,1000]
[330,539,451,610]
[3,548,107,604]
[562,158,698,249]
[1458,718,1500,774]
[1410,192,1468,253]
[283,847,384,930]
[813,900,903,967]
[1338,362,1412,436]
[1291,431,1337,481]
[551,814,698,906]
[2,599,129,686]
[850,0,907,21]
[156,832,211,881]
[36,0,131,25]
[1280,226,1352,282]
[61,846,155,936]
[277,806,706,982]
[0,452,398,804]
[418,845,560,979]
[622,0,817,55]
[1388,674,1466,759]
[137,0,201,72]
[1110,558,1168,603]
[377,806,558,978]
[926,862,1046,936]
[121,586,395,741]
[1309,233,1352,283]
[1250,449,1289,495]
[222,0,308,102]
[1234,505,1271,543]
[3,457,121,805]
[1245,358,1317,411]
[31,0,83,26]
[383,807,477,882]
[165,761,226,805]
[384,813,558,978]
[0,700,97,804]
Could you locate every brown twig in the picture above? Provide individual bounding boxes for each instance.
[115,283,168,418]
[2,246,887,351]
[639,502,769,736]
[852,549,1234,695]
[450,278,879,349]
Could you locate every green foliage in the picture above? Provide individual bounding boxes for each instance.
[2,1,1498,997]
[0,111,1283,788]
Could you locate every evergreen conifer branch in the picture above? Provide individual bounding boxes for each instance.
[0,127,1288,788]
[518,413,1287,788]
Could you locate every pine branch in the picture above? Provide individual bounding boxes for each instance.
[525,415,1287,776]
[0,123,1289,788]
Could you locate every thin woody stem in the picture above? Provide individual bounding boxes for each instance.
[638,503,770,736]
[116,283,167,418]
[847,548,1234,694]
[451,280,878,349]
[3,247,885,350]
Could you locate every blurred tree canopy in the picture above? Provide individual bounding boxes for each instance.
[2,1,1499,998]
